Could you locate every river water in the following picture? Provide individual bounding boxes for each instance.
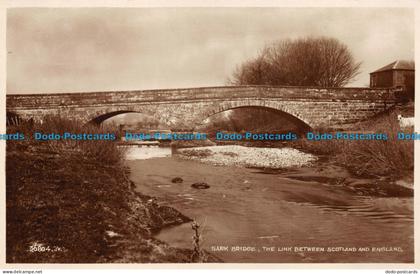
[126,146,413,263]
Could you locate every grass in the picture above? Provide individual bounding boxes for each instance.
[6,116,214,263]
[10,115,124,164]
[337,114,414,180]
[296,112,414,180]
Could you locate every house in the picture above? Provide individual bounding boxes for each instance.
[370,60,415,100]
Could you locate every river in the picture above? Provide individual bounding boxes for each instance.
[125,146,413,263]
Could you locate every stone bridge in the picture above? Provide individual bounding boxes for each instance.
[6,86,400,130]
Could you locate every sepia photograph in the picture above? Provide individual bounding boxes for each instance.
[4,4,415,265]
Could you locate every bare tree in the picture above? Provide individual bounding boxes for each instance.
[230,37,361,87]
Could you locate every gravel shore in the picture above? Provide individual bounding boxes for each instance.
[177,145,317,169]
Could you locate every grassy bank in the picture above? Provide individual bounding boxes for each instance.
[6,116,216,263]
[296,111,414,181]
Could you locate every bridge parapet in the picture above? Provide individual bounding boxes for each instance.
[6,86,397,109]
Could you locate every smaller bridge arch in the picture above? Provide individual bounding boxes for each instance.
[88,110,138,125]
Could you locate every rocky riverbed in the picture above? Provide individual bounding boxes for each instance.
[177,145,317,169]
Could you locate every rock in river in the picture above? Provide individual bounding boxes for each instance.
[191,182,210,189]
[171,177,183,184]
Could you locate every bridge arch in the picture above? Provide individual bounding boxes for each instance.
[200,100,313,131]
[87,110,138,125]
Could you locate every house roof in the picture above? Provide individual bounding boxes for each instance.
[371,60,415,74]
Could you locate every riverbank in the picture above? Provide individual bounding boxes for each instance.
[295,110,414,182]
[6,118,219,263]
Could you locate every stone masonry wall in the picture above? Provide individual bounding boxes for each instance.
[6,86,399,129]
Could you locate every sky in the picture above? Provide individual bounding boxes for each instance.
[6,7,415,94]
